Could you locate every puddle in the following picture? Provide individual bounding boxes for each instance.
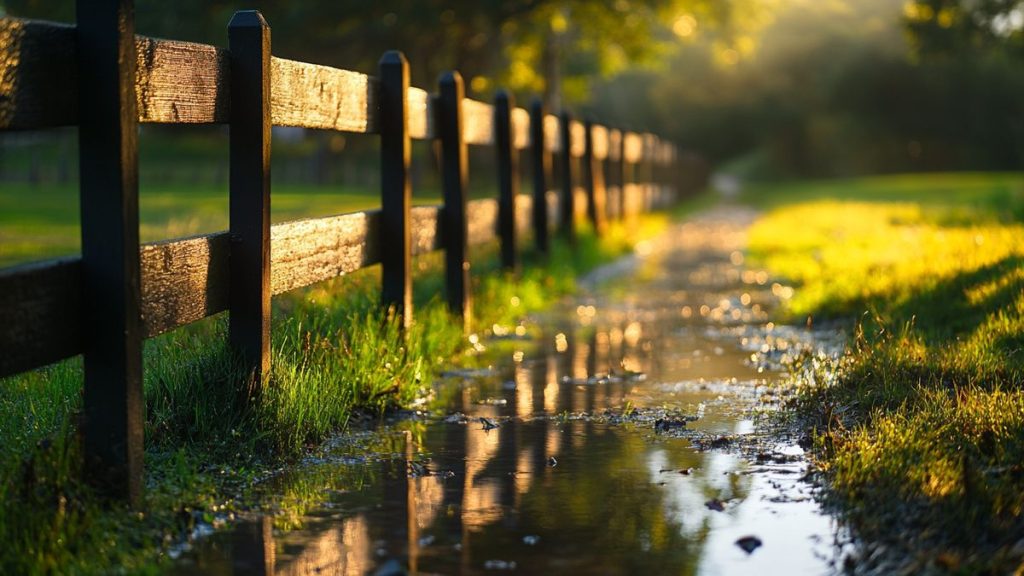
[168,207,849,575]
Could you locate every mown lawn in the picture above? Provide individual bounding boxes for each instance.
[744,173,1024,572]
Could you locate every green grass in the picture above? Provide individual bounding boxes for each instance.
[745,173,1024,571]
[0,181,671,575]
[0,181,446,267]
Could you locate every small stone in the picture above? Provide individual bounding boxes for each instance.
[735,536,762,554]
[480,417,500,431]
[483,559,517,570]
[705,498,726,512]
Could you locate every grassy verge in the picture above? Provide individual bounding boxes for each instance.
[744,173,1024,572]
[0,206,672,574]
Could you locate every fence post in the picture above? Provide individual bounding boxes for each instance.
[494,90,518,273]
[228,11,272,390]
[437,72,471,330]
[529,98,549,255]
[583,119,605,235]
[607,129,621,222]
[379,51,413,327]
[77,0,144,505]
[558,110,574,244]
[621,131,632,226]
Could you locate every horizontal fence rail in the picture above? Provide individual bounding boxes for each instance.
[0,6,704,503]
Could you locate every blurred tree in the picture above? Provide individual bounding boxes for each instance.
[904,0,1024,56]
[1,0,759,108]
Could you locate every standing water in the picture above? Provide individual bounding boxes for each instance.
[171,208,848,575]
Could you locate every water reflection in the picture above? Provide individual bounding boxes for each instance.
[170,209,841,576]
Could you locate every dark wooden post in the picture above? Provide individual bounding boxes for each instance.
[558,110,575,243]
[529,98,550,255]
[228,11,272,389]
[379,51,413,327]
[437,72,471,330]
[620,131,631,224]
[608,129,621,222]
[494,90,518,273]
[583,119,605,235]
[77,0,144,505]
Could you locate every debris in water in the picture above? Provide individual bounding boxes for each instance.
[705,498,726,512]
[735,536,762,554]
[523,535,540,545]
[484,559,517,570]
[476,398,508,406]
[408,461,431,478]
[480,417,500,431]
[654,419,687,433]
[444,413,468,424]
[547,456,558,467]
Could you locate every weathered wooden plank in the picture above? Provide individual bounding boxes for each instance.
[569,120,586,158]
[0,259,82,376]
[140,232,229,337]
[407,87,433,140]
[462,98,493,146]
[136,36,229,124]
[591,124,609,160]
[511,107,530,150]
[608,129,622,162]
[0,18,77,129]
[623,132,643,164]
[270,212,381,295]
[543,113,561,153]
[0,18,231,128]
[467,198,498,247]
[270,56,376,133]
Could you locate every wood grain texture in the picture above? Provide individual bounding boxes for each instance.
[140,232,229,337]
[0,258,81,376]
[467,198,499,246]
[270,57,376,133]
[0,18,77,129]
[511,107,530,150]
[0,18,231,128]
[271,211,381,294]
[407,87,433,140]
[136,36,228,124]
[462,98,493,146]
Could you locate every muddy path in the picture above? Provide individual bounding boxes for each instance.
[170,206,849,575]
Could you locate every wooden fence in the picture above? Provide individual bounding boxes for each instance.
[0,2,701,504]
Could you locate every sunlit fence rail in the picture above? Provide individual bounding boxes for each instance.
[0,3,706,503]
